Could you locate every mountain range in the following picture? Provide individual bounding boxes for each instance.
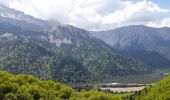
[92,25,170,68]
[0,5,151,85]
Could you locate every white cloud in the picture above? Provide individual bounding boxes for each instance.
[0,0,169,31]
[147,18,170,28]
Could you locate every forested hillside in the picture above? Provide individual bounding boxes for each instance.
[0,4,151,85]
[92,25,170,68]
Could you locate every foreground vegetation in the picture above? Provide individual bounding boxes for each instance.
[0,71,124,100]
[1,70,170,100]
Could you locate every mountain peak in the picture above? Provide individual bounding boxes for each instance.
[0,5,52,31]
[0,4,30,22]
[115,25,152,31]
[0,4,24,16]
[0,4,9,9]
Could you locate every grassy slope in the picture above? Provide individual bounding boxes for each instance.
[131,75,170,100]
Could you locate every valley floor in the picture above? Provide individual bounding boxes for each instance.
[100,86,146,93]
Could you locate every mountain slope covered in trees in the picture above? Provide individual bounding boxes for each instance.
[92,25,170,68]
[0,22,149,84]
[0,5,151,85]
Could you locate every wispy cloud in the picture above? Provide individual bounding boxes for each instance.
[0,0,169,30]
[147,18,170,28]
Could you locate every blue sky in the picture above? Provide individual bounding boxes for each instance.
[132,0,170,9]
[0,0,170,31]
[154,0,170,9]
